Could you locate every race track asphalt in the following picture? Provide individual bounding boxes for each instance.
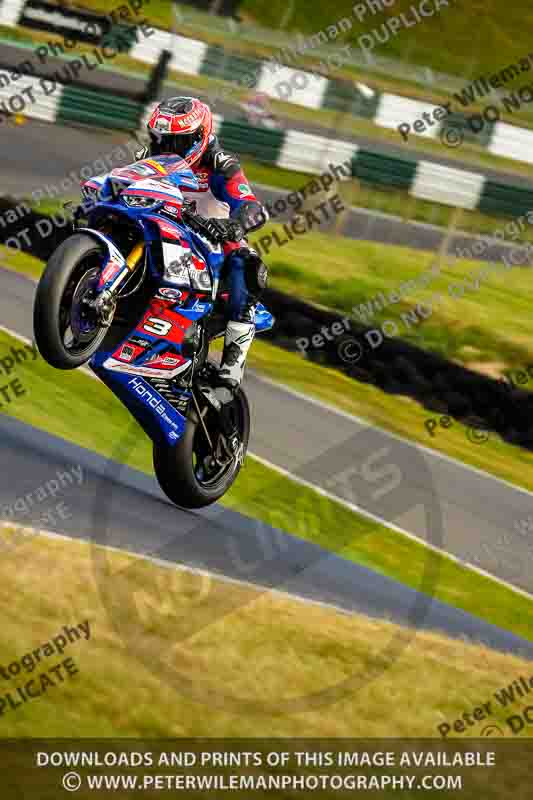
[1,413,532,660]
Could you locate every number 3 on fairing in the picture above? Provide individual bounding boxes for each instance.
[143,317,172,336]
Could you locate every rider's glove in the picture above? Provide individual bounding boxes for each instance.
[203,217,244,244]
[181,210,244,244]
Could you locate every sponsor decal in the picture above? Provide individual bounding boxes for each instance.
[151,217,182,241]
[104,358,190,379]
[176,109,203,129]
[163,203,180,217]
[157,287,183,301]
[119,344,135,362]
[190,255,206,271]
[194,171,209,190]
[128,377,179,429]
[191,300,209,313]
[100,261,121,284]
[146,353,182,368]
[128,336,151,348]
[238,183,252,197]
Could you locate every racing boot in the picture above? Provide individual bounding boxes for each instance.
[217,320,255,390]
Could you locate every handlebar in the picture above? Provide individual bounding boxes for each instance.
[181,208,244,245]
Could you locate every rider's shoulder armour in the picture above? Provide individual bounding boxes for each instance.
[201,135,241,179]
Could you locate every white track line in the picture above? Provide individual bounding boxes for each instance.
[0,522,358,619]
[251,371,533,500]
[1,324,532,601]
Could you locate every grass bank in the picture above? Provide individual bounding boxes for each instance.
[1,527,531,748]
[245,225,533,374]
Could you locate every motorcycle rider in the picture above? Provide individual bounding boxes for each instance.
[133,96,269,390]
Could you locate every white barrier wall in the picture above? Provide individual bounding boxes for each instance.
[375,94,440,139]
[256,63,328,110]
[130,30,207,76]
[0,0,25,26]
[411,162,485,209]
[277,129,357,176]
[488,122,533,166]
[0,72,60,122]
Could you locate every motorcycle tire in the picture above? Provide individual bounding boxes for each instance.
[34,233,108,369]
[153,388,250,509]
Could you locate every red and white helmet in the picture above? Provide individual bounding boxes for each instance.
[147,97,213,168]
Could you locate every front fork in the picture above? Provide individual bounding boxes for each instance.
[94,241,145,326]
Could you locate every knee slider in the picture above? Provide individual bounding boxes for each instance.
[227,248,268,298]
[244,249,268,296]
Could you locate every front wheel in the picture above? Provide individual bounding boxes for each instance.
[33,234,110,369]
[153,388,250,509]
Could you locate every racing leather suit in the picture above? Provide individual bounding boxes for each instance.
[138,134,269,388]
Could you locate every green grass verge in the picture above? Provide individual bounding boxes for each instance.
[7,227,533,374]
[239,0,533,84]
[2,530,532,744]
[244,225,533,373]
[247,337,533,493]
[0,325,532,644]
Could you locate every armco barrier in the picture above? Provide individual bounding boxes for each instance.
[4,1,533,167]
[352,150,418,191]
[2,58,533,220]
[57,84,143,130]
[217,118,285,164]
[478,179,533,218]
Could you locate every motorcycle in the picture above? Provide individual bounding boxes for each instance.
[33,155,274,509]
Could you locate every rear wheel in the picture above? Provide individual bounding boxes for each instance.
[34,234,110,369]
[153,388,250,509]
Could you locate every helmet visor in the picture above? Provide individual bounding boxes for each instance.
[150,129,203,158]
